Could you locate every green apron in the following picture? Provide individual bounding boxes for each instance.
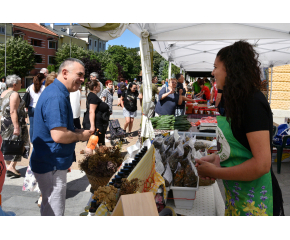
[216,116,273,216]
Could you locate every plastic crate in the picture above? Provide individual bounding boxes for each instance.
[170,177,199,209]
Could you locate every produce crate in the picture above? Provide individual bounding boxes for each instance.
[170,177,199,210]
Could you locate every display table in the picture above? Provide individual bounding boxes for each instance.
[86,182,225,216]
[178,118,216,138]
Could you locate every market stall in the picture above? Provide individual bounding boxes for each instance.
[80,131,223,216]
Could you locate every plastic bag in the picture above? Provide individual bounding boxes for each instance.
[152,137,164,150]
[183,154,198,188]
[164,134,175,149]
[162,162,173,187]
[273,124,290,146]
[173,162,185,187]
[167,142,184,173]
[155,150,165,175]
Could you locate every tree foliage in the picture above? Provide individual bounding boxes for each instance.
[153,51,164,77]
[81,56,105,84]
[55,43,89,68]
[104,60,118,81]
[0,37,36,78]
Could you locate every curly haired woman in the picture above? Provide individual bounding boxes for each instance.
[195,40,284,216]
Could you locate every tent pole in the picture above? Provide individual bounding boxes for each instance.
[5,23,6,77]
[269,66,273,105]
[168,62,172,79]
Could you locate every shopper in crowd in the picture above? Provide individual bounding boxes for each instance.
[120,82,139,139]
[210,78,218,105]
[100,80,114,114]
[196,79,211,101]
[0,76,7,95]
[30,58,92,216]
[40,68,48,86]
[0,75,30,178]
[117,78,127,107]
[165,78,169,87]
[70,86,82,129]
[26,73,46,142]
[100,80,115,139]
[83,80,110,154]
[155,78,196,116]
[161,80,165,86]
[195,40,284,216]
[192,78,201,96]
[175,73,186,115]
[45,72,57,87]
[203,77,212,91]
[139,76,159,118]
[90,72,103,97]
[184,80,190,92]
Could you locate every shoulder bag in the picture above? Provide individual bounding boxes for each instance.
[22,87,31,108]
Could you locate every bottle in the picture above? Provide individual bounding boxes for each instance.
[117,171,125,178]
[132,159,138,167]
[88,200,97,216]
[122,168,130,178]
[114,175,122,188]
[87,129,100,150]
[207,100,210,107]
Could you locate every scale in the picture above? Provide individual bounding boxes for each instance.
[198,122,217,133]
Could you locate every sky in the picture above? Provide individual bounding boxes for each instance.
[45,23,140,49]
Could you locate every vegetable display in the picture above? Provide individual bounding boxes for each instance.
[150,115,192,131]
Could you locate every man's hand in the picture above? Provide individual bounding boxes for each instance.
[79,130,94,141]
[179,89,183,95]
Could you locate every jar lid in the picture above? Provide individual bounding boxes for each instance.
[117,171,124,177]
[115,175,122,182]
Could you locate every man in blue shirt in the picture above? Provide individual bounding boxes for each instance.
[175,73,186,116]
[31,58,92,216]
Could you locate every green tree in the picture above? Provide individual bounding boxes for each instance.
[0,37,36,78]
[55,43,89,68]
[158,60,166,82]
[104,60,118,81]
[153,51,164,76]
[161,61,180,80]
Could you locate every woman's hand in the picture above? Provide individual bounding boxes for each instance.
[195,159,219,180]
[195,154,220,180]
[90,126,95,134]
[13,126,20,136]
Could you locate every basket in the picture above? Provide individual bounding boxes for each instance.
[86,174,111,193]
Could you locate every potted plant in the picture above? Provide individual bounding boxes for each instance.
[79,146,123,193]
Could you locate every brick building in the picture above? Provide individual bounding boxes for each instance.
[12,23,58,87]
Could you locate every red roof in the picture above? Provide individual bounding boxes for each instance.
[12,23,58,36]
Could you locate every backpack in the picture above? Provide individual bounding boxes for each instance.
[120,82,126,92]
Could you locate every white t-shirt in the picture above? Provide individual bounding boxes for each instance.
[27,84,45,108]
[70,90,81,119]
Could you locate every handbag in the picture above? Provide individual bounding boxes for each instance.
[273,124,290,146]
[22,87,31,108]
[1,139,25,155]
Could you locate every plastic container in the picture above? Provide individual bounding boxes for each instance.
[205,108,212,115]
[170,178,199,210]
[185,103,193,114]
[199,107,205,114]
[193,106,199,114]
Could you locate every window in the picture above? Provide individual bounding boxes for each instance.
[48,41,56,49]
[89,39,91,45]
[95,41,97,47]
[103,43,105,50]
[48,56,56,65]
[0,27,5,34]
[31,39,42,47]
[35,54,42,63]
[99,42,102,48]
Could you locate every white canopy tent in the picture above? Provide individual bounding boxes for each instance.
[80,23,290,135]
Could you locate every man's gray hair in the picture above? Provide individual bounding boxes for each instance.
[90,72,99,78]
[6,74,21,88]
[40,68,48,74]
[58,58,85,75]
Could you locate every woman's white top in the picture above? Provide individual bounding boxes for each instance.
[27,84,45,108]
[70,90,81,119]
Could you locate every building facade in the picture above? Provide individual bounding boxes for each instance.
[45,23,88,50]
[53,24,107,52]
[12,23,58,87]
[0,23,13,44]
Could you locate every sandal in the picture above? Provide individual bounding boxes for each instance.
[127,133,133,139]
[6,170,21,178]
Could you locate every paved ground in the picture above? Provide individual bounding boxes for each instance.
[2,90,290,216]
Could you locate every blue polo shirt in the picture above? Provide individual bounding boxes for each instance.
[30,78,76,174]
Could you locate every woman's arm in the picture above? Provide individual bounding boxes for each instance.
[9,92,20,135]
[89,104,97,133]
[178,89,183,105]
[196,130,271,181]
[182,96,196,103]
[120,96,125,108]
